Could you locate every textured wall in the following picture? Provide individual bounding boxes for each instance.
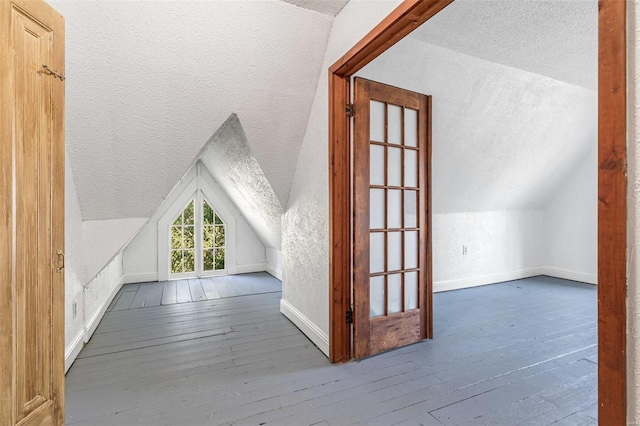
[543,145,597,282]
[409,0,597,90]
[82,218,147,282]
[433,211,544,288]
[198,115,283,250]
[356,38,597,213]
[64,153,85,350]
[47,0,332,220]
[283,0,403,339]
[627,1,639,420]
[123,161,267,281]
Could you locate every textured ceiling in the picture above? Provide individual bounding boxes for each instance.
[48,0,333,220]
[280,0,350,16]
[410,0,597,90]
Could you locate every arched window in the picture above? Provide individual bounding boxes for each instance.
[169,195,226,277]
[202,199,225,272]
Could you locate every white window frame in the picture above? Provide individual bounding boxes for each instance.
[158,163,236,281]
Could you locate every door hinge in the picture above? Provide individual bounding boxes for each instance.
[346,103,354,117]
[346,309,354,324]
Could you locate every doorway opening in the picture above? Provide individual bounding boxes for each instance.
[328,0,626,423]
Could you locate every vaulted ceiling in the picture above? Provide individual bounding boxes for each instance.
[51,0,596,225]
[49,0,334,220]
[410,0,596,90]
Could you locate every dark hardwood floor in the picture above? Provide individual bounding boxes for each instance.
[66,275,596,425]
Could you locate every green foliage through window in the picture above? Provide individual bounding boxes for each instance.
[169,197,225,275]
[203,199,225,271]
[170,199,196,274]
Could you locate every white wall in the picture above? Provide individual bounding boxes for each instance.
[83,218,147,281]
[123,163,267,283]
[543,145,597,284]
[64,153,85,360]
[64,197,127,372]
[282,0,404,354]
[627,1,640,420]
[433,211,544,292]
[282,0,597,355]
[356,38,596,214]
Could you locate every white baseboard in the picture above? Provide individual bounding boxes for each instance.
[235,263,268,274]
[434,268,543,293]
[280,299,329,356]
[123,272,158,284]
[65,331,85,373]
[64,275,125,374]
[266,263,282,280]
[539,267,597,285]
[84,275,124,342]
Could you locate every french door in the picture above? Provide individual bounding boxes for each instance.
[353,77,432,359]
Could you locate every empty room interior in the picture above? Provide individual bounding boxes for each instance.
[4,0,612,424]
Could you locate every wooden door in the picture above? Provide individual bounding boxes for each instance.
[353,78,431,359]
[0,1,65,424]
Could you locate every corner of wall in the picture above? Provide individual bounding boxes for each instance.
[65,253,125,373]
[280,299,329,356]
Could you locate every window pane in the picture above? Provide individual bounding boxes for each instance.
[404,108,418,147]
[184,200,195,225]
[203,200,214,225]
[184,225,195,249]
[172,214,182,226]
[203,225,214,249]
[387,190,402,229]
[405,231,418,269]
[388,104,402,144]
[215,248,225,270]
[370,188,385,229]
[215,214,223,225]
[203,249,214,271]
[215,226,225,247]
[183,250,195,272]
[404,190,417,229]
[405,149,417,188]
[405,271,418,310]
[388,147,401,187]
[171,226,182,249]
[388,273,402,314]
[370,232,385,274]
[171,250,182,274]
[387,232,402,271]
[370,144,385,186]
[370,101,385,142]
[370,276,385,318]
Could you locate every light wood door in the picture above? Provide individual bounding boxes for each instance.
[353,78,431,359]
[0,1,65,424]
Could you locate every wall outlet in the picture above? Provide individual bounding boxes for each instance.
[73,301,77,319]
[462,245,468,255]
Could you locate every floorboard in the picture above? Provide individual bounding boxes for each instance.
[66,275,596,425]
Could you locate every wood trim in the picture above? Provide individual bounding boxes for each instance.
[329,0,627,423]
[328,72,351,363]
[329,0,454,77]
[352,78,371,359]
[598,1,626,423]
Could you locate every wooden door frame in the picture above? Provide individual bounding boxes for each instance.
[328,0,626,423]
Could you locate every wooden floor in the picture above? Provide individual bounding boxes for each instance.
[66,275,596,425]
[107,273,283,311]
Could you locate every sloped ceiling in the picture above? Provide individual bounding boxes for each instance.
[359,0,596,213]
[199,114,283,250]
[410,0,597,90]
[280,0,350,16]
[48,0,333,220]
